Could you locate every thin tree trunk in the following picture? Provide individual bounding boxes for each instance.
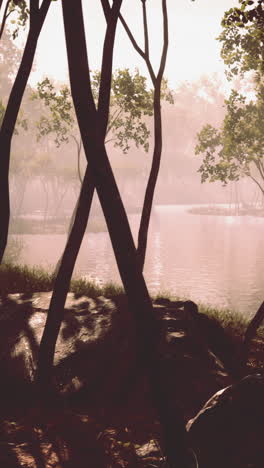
[0,0,51,263]
[37,167,94,385]
[116,0,168,271]
[137,87,162,271]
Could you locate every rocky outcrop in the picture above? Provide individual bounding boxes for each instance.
[0,292,136,401]
[187,374,264,468]
[154,299,233,421]
[0,293,233,419]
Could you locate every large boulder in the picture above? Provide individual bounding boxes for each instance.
[154,300,233,421]
[0,293,233,419]
[187,374,264,468]
[0,292,136,401]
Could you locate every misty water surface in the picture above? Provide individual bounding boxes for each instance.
[19,205,264,317]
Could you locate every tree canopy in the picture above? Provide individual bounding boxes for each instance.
[32,69,154,154]
[196,0,264,197]
[218,0,264,79]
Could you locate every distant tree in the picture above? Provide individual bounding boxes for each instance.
[0,29,22,97]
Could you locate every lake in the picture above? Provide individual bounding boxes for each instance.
[19,205,264,317]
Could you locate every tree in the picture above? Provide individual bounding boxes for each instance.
[119,0,171,270]
[37,1,190,465]
[0,0,52,263]
[196,0,264,198]
[32,69,153,182]
[0,0,29,40]
[196,87,264,196]
[218,0,264,80]
[33,0,172,273]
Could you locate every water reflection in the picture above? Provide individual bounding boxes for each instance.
[19,205,264,317]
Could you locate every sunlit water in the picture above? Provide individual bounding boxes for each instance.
[18,205,264,317]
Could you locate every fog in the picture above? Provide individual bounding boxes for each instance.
[1,20,264,318]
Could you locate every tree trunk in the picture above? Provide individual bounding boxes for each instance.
[137,87,162,271]
[118,0,168,272]
[37,167,94,385]
[37,2,190,466]
[37,0,153,385]
[0,3,51,263]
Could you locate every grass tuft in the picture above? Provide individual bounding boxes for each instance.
[0,263,124,299]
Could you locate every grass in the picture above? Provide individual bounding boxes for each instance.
[1,262,263,343]
[0,262,124,298]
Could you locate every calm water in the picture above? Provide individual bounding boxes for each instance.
[19,205,264,317]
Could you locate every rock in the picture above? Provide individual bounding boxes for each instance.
[0,292,136,401]
[153,300,233,421]
[187,374,264,468]
[0,293,233,419]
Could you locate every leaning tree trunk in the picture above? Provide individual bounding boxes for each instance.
[37,0,154,386]
[0,1,51,263]
[37,1,191,466]
[37,167,94,386]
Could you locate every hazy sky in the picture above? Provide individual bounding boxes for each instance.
[28,0,238,88]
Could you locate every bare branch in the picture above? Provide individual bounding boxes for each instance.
[105,137,116,144]
[255,158,264,180]
[119,13,145,58]
[157,0,168,84]
[106,107,123,135]
[249,174,264,195]
[39,0,52,25]
[119,12,156,84]
[70,134,83,183]
[100,0,110,21]
[141,0,149,59]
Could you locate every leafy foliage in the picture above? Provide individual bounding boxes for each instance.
[8,0,29,39]
[218,0,264,79]
[196,0,264,195]
[32,69,159,154]
[31,78,74,147]
[196,87,264,193]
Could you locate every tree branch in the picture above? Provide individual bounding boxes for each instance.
[119,13,145,57]
[255,158,264,181]
[70,134,83,183]
[141,0,149,59]
[120,12,156,85]
[249,174,264,195]
[105,137,116,144]
[106,107,123,134]
[157,0,168,84]
[30,0,39,28]
[98,0,122,139]
[39,0,52,25]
